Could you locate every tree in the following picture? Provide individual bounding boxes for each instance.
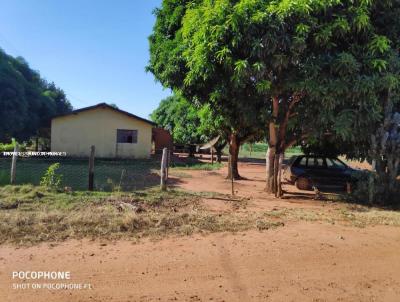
[0,48,72,142]
[297,1,400,203]
[176,0,317,193]
[150,0,400,201]
[180,0,400,199]
[148,0,266,179]
[151,93,228,160]
[151,94,203,144]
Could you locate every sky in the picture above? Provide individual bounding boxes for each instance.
[0,0,170,119]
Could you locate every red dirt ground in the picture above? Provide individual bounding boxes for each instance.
[1,162,399,302]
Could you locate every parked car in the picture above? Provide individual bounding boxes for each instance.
[284,155,355,191]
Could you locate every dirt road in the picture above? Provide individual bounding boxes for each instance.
[1,223,400,302]
[1,162,399,301]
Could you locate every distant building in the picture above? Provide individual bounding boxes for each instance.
[51,103,156,158]
[152,128,173,154]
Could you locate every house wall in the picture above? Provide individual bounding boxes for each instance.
[51,107,153,158]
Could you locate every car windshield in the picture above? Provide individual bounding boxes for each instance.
[326,158,346,169]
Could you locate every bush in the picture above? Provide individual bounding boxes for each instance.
[350,170,400,206]
[40,163,63,190]
[0,138,26,152]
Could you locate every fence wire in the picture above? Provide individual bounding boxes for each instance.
[0,157,161,191]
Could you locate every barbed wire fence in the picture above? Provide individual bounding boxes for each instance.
[0,147,167,192]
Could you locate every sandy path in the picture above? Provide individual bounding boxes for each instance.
[1,223,400,302]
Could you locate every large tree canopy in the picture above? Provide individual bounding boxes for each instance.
[151,93,228,160]
[151,93,223,145]
[149,0,400,201]
[0,48,72,142]
[148,0,267,179]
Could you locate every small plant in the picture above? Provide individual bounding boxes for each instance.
[40,163,63,190]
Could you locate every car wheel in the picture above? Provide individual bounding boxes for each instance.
[296,177,311,191]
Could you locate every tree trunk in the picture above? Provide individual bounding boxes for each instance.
[216,149,222,163]
[215,144,225,163]
[227,133,240,180]
[188,145,195,158]
[368,90,400,204]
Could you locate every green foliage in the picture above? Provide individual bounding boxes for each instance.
[151,94,223,144]
[0,138,16,152]
[149,0,400,200]
[148,0,267,144]
[0,138,27,152]
[0,48,72,142]
[40,163,63,190]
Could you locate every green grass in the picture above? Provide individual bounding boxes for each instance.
[171,162,223,170]
[0,158,161,191]
[170,155,223,170]
[234,143,303,159]
[0,185,281,245]
[1,185,400,246]
[0,157,225,191]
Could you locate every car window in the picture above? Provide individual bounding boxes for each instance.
[298,157,307,167]
[316,158,325,167]
[326,158,346,169]
[308,157,325,168]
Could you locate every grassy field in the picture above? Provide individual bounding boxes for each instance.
[0,158,161,191]
[0,143,299,191]
[170,158,223,170]
[1,185,399,246]
[0,185,265,245]
[0,157,222,191]
[238,143,303,159]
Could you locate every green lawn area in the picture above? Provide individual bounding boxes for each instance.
[1,184,399,246]
[0,158,161,191]
[0,185,264,245]
[0,143,300,191]
[170,158,223,170]
[238,143,303,159]
[0,156,224,191]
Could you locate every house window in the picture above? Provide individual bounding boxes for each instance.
[117,129,138,143]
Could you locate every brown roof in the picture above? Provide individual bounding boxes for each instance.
[52,103,157,126]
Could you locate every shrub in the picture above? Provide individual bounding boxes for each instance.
[350,170,400,206]
[0,138,26,152]
[40,163,63,190]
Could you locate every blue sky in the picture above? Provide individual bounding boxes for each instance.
[0,0,170,119]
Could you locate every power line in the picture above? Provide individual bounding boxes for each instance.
[0,30,23,56]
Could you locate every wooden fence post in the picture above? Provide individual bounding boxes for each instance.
[88,145,95,191]
[10,144,19,185]
[230,154,234,196]
[160,148,168,191]
[211,148,214,165]
[166,149,170,179]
